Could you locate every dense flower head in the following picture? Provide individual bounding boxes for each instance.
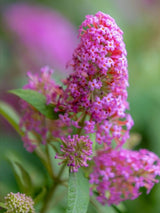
[90,148,160,205]
[57,11,133,148]
[19,12,134,152]
[20,66,62,152]
[55,135,93,172]
[4,192,35,213]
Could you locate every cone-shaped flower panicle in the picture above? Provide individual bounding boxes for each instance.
[5,192,35,213]
[58,11,133,147]
[55,135,93,172]
[90,148,160,205]
[20,66,62,152]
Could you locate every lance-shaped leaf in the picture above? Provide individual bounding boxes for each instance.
[0,101,22,135]
[66,168,89,213]
[9,89,59,120]
[8,159,33,195]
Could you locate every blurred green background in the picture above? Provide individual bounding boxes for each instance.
[1,0,160,212]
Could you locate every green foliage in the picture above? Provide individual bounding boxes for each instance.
[66,168,89,213]
[0,101,22,135]
[9,89,59,120]
[7,159,33,195]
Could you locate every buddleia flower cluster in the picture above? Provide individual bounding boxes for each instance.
[90,148,160,205]
[18,11,160,205]
[4,192,35,213]
[19,66,63,152]
[58,11,133,148]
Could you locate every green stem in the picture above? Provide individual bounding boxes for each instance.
[56,164,66,179]
[35,147,53,178]
[77,113,87,136]
[40,165,66,213]
[40,182,58,213]
[45,145,55,178]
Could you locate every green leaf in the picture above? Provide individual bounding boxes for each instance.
[0,101,22,135]
[9,89,59,120]
[66,168,89,213]
[8,160,33,195]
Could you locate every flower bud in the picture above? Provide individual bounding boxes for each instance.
[55,135,93,172]
[5,192,35,213]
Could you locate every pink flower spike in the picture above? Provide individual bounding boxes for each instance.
[58,11,133,148]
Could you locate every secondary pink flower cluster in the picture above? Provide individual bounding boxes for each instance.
[20,66,62,152]
[58,11,133,148]
[90,148,160,205]
[19,67,93,169]
[55,135,92,172]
